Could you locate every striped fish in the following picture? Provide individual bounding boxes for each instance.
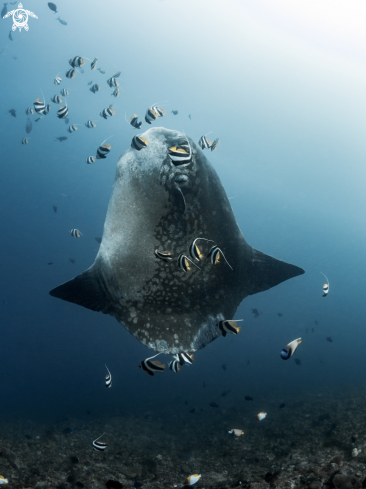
[100,105,115,119]
[111,87,120,97]
[208,246,233,270]
[70,229,82,238]
[219,320,243,337]
[129,114,142,129]
[169,359,181,373]
[85,120,96,128]
[92,433,108,451]
[44,104,51,115]
[211,138,219,151]
[152,106,166,117]
[168,137,192,165]
[22,138,29,145]
[145,107,159,124]
[51,95,62,104]
[198,135,212,150]
[177,254,200,273]
[91,57,98,70]
[60,88,69,96]
[57,105,69,119]
[105,365,112,388]
[178,352,194,365]
[25,107,34,115]
[90,84,100,94]
[107,77,119,88]
[111,71,121,78]
[131,135,148,151]
[67,124,78,133]
[54,75,62,85]
[66,69,76,79]
[96,144,111,159]
[154,249,173,261]
[86,156,95,164]
[69,56,85,68]
[34,98,46,115]
[189,237,213,261]
[139,354,165,376]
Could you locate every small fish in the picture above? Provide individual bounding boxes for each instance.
[280,338,301,360]
[90,84,100,93]
[60,88,69,96]
[185,475,201,486]
[8,109,16,117]
[154,249,173,261]
[44,104,51,115]
[221,389,231,397]
[131,135,148,151]
[1,3,8,18]
[111,71,121,78]
[0,476,9,485]
[8,31,13,41]
[96,143,111,159]
[168,138,192,165]
[171,110,178,115]
[278,313,283,317]
[221,363,226,371]
[85,120,96,128]
[294,358,301,365]
[34,98,45,115]
[91,57,98,70]
[98,68,106,74]
[111,87,120,97]
[92,433,108,451]
[279,403,285,409]
[321,272,329,297]
[208,246,233,270]
[145,107,159,124]
[107,77,119,88]
[188,114,191,120]
[67,124,78,133]
[51,95,62,104]
[178,254,200,273]
[12,56,17,60]
[57,17,67,25]
[211,138,219,151]
[169,359,181,373]
[209,401,219,408]
[69,258,75,264]
[66,69,76,79]
[189,237,213,261]
[257,412,267,421]
[228,429,244,436]
[139,354,165,376]
[57,105,68,119]
[178,352,194,365]
[219,319,242,337]
[54,75,62,85]
[21,138,29,145]
[129,114,142,129]
[245,396,253,401]
[70,229,82,238]
[25,107,34,115]
[198,134,212,150]
[86,156,96,164]
[189,408,195,414]
[105,365,112,388]
[53,205,57,213]
[252,308,260,318]
[95,237,102,243]
[326,336,333,343]
[55,136,67,142]
[48,2,57,13]
[47,262,53,265]
[100,105,115,119]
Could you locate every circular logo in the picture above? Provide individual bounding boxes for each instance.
[13,9,28,29]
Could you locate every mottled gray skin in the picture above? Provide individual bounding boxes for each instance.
[50,127,304,354]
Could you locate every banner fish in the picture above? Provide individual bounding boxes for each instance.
[168,136,192,165]
[105,365,112,388]
[26,107,34,115]
[211,138,219,151]
[169,359,180,372]
[145,107,158,124]
[154,250,173,261]
[70,229,82,238]
[0,476,9,485]
[86,156,96,164]
[44,104,51,115]
[60,88,69,96]
[69,56,84,68]
[189,237,214,261]
[111,71,121,78]
[280,338,301,360]
[198,134,212,150]
[219,319,242,337]
[96,143,111,159]
[178,254,200,273]
[21,138,29,145]
[208,246,233,270]
[139,354,165,376]
[107,77,119,88]
[51,95,62,104]
[85,120,96,128]
[91,57,98,70]
[54,75,62,85]
[131,135,148,151]
[111,88,120,97]
[57,105,68,119]
[100,105,115,119]
[321,272,329,297]
[178,352,194,365]
[67,124,78,133]
[257,412,267,421]
[90,84,100,94]
[66,69,76,79]
[185,474,201,486]
[92,433,107,451]
[34,98,45,115]
[128,114,142,129]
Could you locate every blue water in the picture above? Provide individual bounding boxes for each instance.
[0,0,365,436]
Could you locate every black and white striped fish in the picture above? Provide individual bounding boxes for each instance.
[177,254,200,273]
[154,249,173,261]
[189,238,213,261]
[85,120,96,128]
[34,98,46,115]
[67,124,78,133]
[54,75,62,85]
[105,365,112,388]
[86,156,95,164]
[107,77,119,88]
[321,273,329,297]
[26,107,34,115]
[57,105,68,119]
[60,88,69,96]
[219,320,243,337]
[198,135,212,150]
[51,95,62,104]
[90,84,100,93]
[168,137,192,166]
[44,104,51,115]
[22,138,29,145]
[131,135,148,151]
[66,69,76,79]
[100,105,115,119]
[208,246,233,270]
[211,138,219,151]
[152,106,166,117]
[69,56,85,68]
[169,359,181,373]
[111,87,120,97]
[129,114,142,129]
[96,144,111,159]
[178,352,194,365]
[139,354,166,376]
[70,229,82,238]
[111,71,121,78]
[92,433,108,451]
[91,57,98,70]
[145,107,159,124]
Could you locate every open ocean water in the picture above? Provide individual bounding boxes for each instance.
[1,1,366,488]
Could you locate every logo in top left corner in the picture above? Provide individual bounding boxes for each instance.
[3,3,38,32]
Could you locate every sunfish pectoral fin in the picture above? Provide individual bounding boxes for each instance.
[246,249,304,295]
[49,267,112,314]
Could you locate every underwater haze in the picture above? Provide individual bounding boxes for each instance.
[1,1,366,488]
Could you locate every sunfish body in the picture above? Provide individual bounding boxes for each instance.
[50,127,304,354]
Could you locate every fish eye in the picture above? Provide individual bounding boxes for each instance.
[174,173,189,185]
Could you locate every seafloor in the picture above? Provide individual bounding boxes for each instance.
[2,385,366,489]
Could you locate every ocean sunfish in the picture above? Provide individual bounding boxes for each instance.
[50,127,304,354]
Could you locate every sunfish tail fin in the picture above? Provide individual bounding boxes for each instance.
[49,267,112,314]
[247,249,304,295]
